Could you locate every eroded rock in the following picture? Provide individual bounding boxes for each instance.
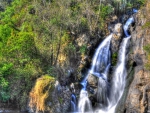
[124,7,150,113]
[111,23,123,53]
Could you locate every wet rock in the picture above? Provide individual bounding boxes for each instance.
[134,53,143,65]
[49,86,72,113]
[0,6,4,11]
[113,23,123,38]
[55,80,62,93]
[111,23,123,53]
[87,74,98,88]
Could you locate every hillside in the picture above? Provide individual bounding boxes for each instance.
[0,0,148,113]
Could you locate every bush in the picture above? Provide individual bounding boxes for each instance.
[112,52,118,66]
[80,45,87,55]
[29,75,55,112]
[0,62,13,102]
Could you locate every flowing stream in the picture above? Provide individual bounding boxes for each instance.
[71,94,77,112]
[72,11,137,113]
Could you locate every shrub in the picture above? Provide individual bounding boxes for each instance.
[29,75,55,112]
[112,52,118,66]
[80,45,87,55]
[0,62,13,102]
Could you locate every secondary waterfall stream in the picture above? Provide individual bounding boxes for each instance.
[71,10,137,113]
[97,36,131,113]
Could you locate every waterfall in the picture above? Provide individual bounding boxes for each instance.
[78,34,112,113]
[80,34,112,86]
[97,36,131,113]
[78,90,93,113]
[71,10,137,113]
[78,77,93,112]
[90,34,112,74]
[123,17,134,37]
[71,94,77,112]
[109,37,130,107]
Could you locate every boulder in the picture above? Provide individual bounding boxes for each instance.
[111,23,123,53]
[87,74,98,88]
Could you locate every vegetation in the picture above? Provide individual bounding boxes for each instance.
[0,62,13,102]
[144,44,150,70]
[112,52,118,66]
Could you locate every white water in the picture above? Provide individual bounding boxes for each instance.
[78,90,93,113]
[73,13,136,113]
[71,94,77,112]
[78,34,112,113]
[97,36,131,113]
[90,34,112,74]
[80,34,112,87]
[123,17,134,37]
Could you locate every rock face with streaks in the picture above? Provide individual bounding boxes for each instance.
[124,4,150,113]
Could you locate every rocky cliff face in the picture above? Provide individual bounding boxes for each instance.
[124,3,150,113]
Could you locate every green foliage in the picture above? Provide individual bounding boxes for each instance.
[100,4,113,19]
[0,25,11,42]
[136,0,146,5]
[80,45,87,55]
[144,44,150,53]
[6,32,35,57]
[0,0,39,107]
[112,52,118,66]
[80,17,88,30]
[144,55,150,70]
[0,63,13,76]
[142,22,150,28]
[112,0,146,14]
[68,43,76,52]
[0,62,13,102]
[144,44,150,70]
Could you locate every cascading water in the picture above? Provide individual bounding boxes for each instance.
[71,10,137,113]
[90,34,112,74]
[78,34,112,113]
[97,16,135,113]
[78,89,93,113]
[78,81,93,113]
[71,94,77,112]
[97,36,131,113]
[123,17,134,37]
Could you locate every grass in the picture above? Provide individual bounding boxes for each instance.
[29,75,55,112]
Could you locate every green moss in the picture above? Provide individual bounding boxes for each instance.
[58,97,63,104]
[112,52,118,66]
[142,22,150,29]
[144,44,150,70]
[144,44,150,53]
